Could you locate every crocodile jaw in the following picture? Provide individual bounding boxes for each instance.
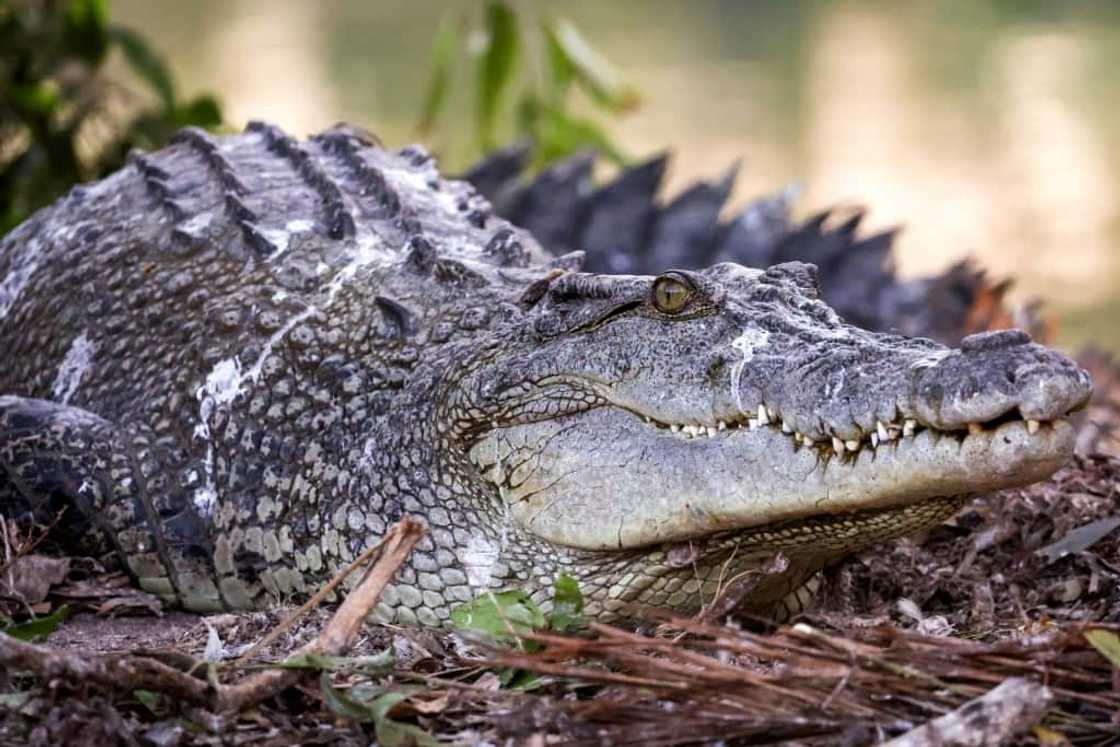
[470,410,1075,551]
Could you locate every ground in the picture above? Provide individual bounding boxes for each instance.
[1,455,1117,746]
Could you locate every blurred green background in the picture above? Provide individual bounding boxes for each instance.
[19,0,1120,350]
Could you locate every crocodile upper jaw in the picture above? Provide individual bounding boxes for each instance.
[472,404,1076,551]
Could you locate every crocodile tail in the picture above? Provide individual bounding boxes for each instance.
[461,150,1044,346]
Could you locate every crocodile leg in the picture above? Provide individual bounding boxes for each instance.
[0,396,222,611]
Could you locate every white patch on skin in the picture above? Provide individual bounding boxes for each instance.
[193,357,243,516]
[261,228,293,256]
[188,229,393,515]
[52,331,96,404]
[460,534,500,590]
[178,211,213,235]
[0,236,43,322]
[0,264,34,321]
[257,219,316,259]
[729,326,771,413]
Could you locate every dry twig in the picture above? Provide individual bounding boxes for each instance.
[881,677,1053,747]
[0,517,427,714]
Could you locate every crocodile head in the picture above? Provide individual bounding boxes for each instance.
[450,260,1091,618]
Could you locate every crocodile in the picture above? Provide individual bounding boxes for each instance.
[0,123,1092,626]
[463,147,1037,345]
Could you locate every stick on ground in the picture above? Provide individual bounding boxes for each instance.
[881,677,1054,747]
[0,517,427,714]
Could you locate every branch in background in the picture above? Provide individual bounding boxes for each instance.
[416,0,640,171]
[0,0,223,237]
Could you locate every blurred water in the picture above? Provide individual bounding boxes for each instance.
[114,0,1120,351]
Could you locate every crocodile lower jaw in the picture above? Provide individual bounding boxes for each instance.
[476,410,1075,551]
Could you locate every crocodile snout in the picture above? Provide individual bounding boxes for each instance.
[912,330,1092,430]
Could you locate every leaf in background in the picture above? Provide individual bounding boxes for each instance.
[1036,515,1120,565]
[132,689,165,716]
[417,13,461,135]
[543,21,575,104]
[173,95,222,127]
[475,1,519,149]
[0,692,34,713]
[319,672,378,721]
[544,18,640,114]
[9,82,61,117]
[1085,629,1120,667]
[370,691,441,747]
[1,604,69,641]
[533,102,627,167]
[319,679,438,746]
[277,650,394,675]
[450,589,544,646]
[109,26,176,112]
[548,574,584,633]
[63,0,109,65]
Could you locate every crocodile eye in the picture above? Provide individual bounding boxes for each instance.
[652,274,693,314]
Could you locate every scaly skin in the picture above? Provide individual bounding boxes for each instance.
[0,123,1093,625]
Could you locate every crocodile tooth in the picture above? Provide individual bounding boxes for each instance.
[845,439,860,452]
[717,420,726,430]
[707,427,717,438]
[876,420,889,443]
[756,405,770,426]
[870,432,879,448]
[781,421,793,434]
[968,423,983,435]
[832,436,845,455]
[748,418,758,430]
[767,406,778,422]
[903,419,916,438]
[670,424,680,433]
[1027,419,1040,434]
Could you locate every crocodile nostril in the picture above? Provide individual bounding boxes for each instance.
[960,329,1031,353]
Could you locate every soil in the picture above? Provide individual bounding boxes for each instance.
[1,454,1117,746]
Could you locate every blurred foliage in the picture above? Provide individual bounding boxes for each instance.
[0,0,635,235]
[0,0,223,236]
[450,574,585,650]
[0,603,68,641]
[418,0,640,169]
[318,676,439,745]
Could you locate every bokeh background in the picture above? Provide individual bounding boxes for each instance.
[108,0,1120,350]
